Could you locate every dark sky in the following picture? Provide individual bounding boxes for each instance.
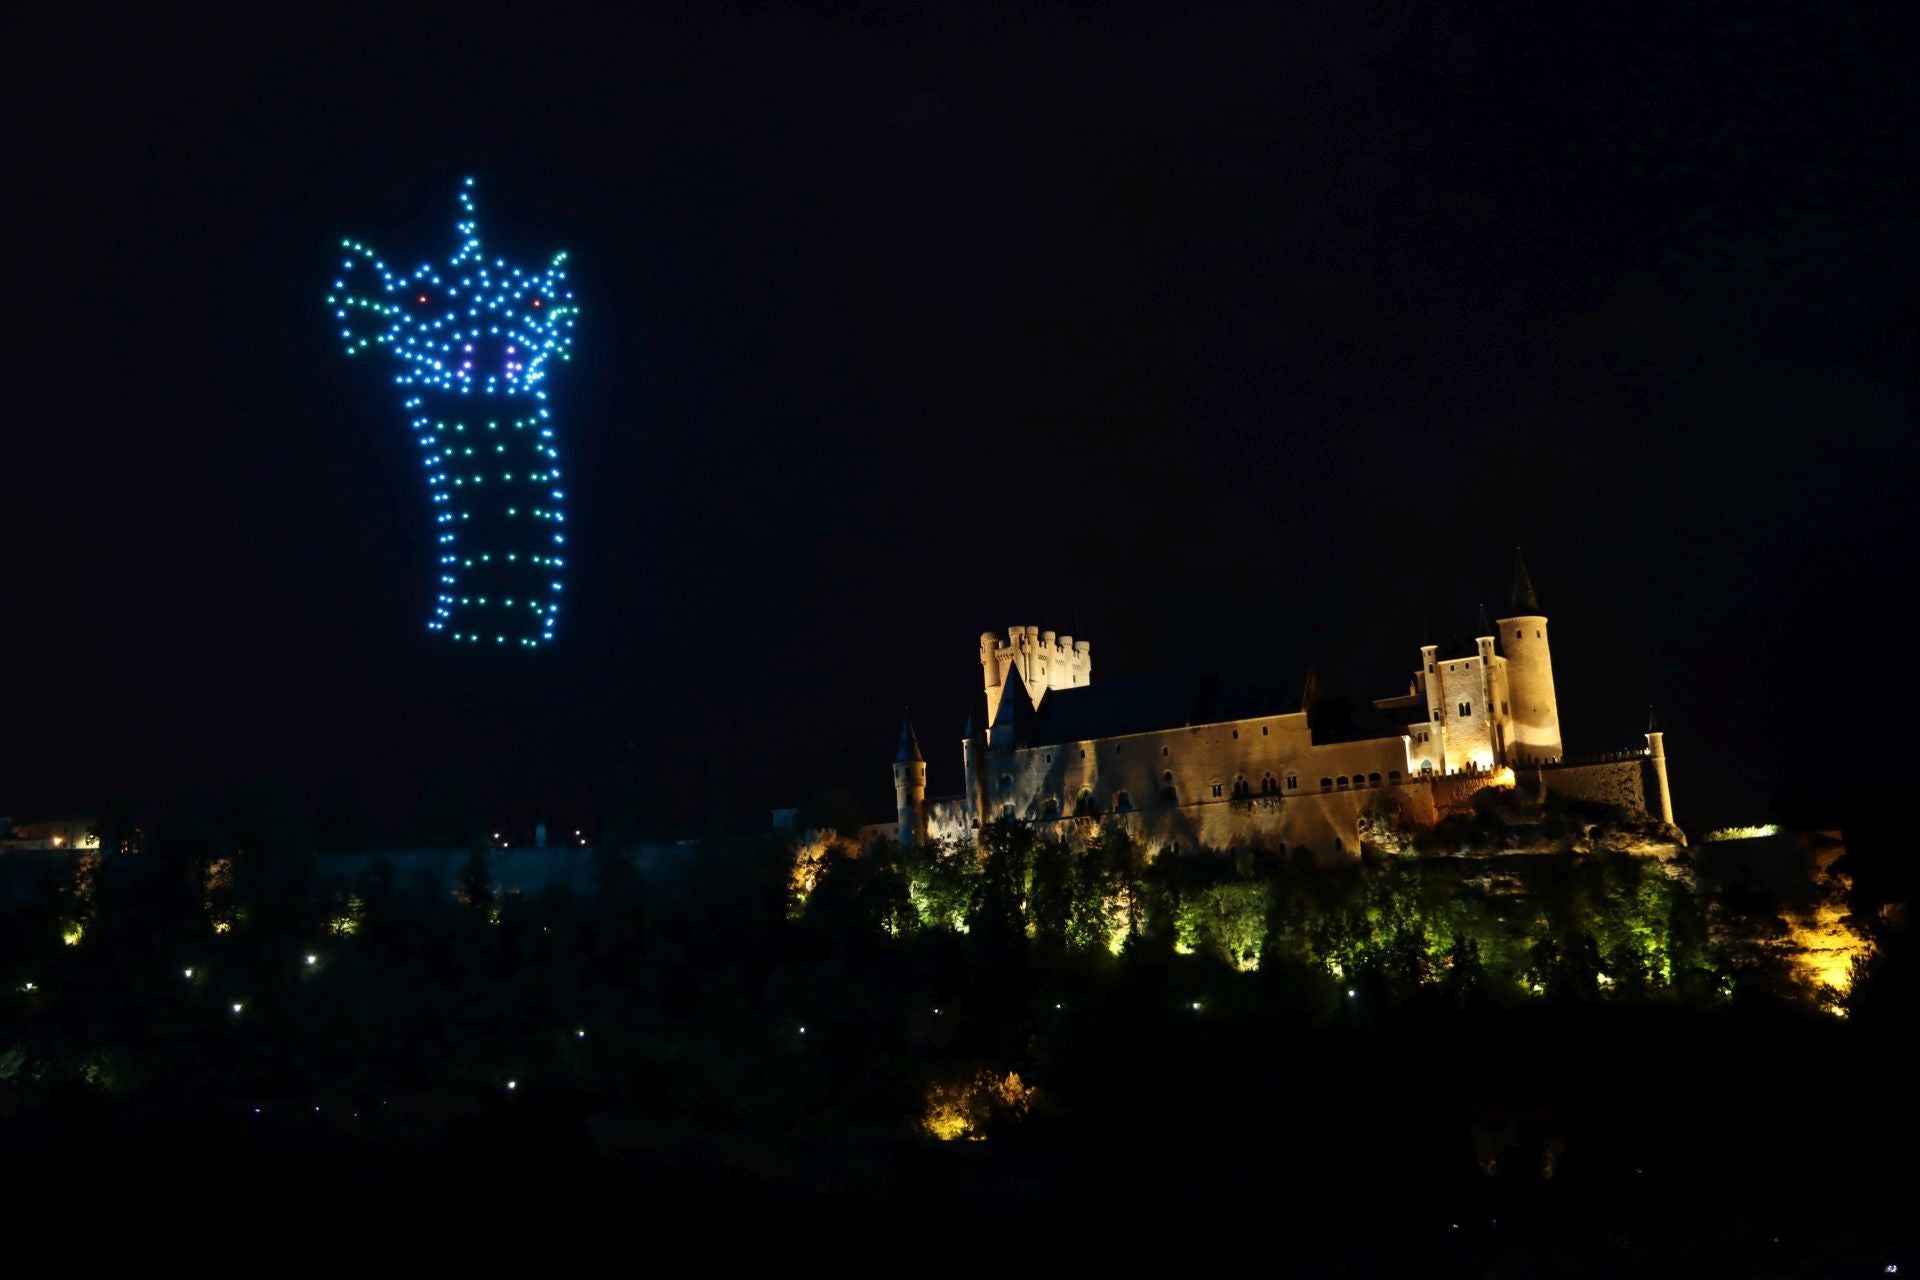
[5,3,1913,834]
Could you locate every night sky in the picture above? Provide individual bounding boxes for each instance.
[7,3,1913,834]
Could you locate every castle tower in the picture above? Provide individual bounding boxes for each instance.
[892,709,927,846]
[1474,604,1507,767]
[981,626,1090,725]
[1495,549,1563,764]
[1645,709,1675,825]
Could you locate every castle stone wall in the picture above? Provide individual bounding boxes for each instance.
[1531,758,1649,816]
[981,709,1410,833]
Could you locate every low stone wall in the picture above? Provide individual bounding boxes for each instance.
[1530,759,1649,817]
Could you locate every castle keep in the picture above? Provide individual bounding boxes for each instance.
[889,556,1675,860]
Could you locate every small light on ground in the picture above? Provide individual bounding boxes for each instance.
[183,968,194,979]
[232,1002,244,1014]
[1190,1001,1201,1011]
[798,1025,807,1034]
[506,1080,517,1091]
[575,1029,585,1038]
[1348,989,1357,998]
[22,981,35,991]
[306,954,317,966]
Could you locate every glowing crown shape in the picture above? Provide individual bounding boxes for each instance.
[326,178,578,647]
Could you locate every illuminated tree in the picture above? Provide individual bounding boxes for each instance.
[327,178,578,647]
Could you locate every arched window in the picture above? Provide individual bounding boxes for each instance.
[1260,772,1278,795]
[1368,772,1381,785]
[1077,789,1096,816]
[1163,770,1175,784]
[1042,796,1060,817]
[1320,777,1333,791]
[1160,772,1178,805]
[1115,790,1132,812]
[1232,776,1250,798]
[999,774,1013,794]
[1388,769,1401,782]
[1336,775,1350,789]
[1419,760,1434,774]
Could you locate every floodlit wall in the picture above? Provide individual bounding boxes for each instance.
[1530,758,1650,816]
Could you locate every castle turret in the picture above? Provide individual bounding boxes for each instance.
[1496,549,1562,764]
[1474,604,1507,767]
[892,709,927,845]
[1645,709,1675,826]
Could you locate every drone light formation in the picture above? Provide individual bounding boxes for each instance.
[326,178,578,647]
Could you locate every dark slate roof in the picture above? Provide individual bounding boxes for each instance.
[1310,694,1425,744]
[1373,694,1425,725]
[894,710,924,764]
[1025,670,1312,747]
[991,663,1035,736]
[1509,547,1542,615]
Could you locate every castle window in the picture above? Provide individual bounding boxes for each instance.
[1261,725,1269,736]
[1002,805,1014,821]
[1501,702,1509,716]
[1044,753,1051,763]
[1336,775,1350,789]
[1231,729,1239,740]
[1043,797,1059,817]
[1077,789,1096,816]
[1320,777,1333,791]
[1261,773,1278,794]
[1420,760,1433,774]
[1368,772,1381,785]
[1232,777,1249,799]
[1211,783,1224,799]
[1000,774,1013,793]
[1389,770,1401,782]
[1161,785,1178,805]
[1536,630,1542,638]
[1432,710,1440,722]
[1458,702,1471,717]
[1162,746,1169,757]
[1428,663,1436,673]
[1515,629,1522,640]
[1080,749,1086,758]
[1115,791,1132,812]
[1285,773,1298,791]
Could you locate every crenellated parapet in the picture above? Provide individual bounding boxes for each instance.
[981,625,1091,724]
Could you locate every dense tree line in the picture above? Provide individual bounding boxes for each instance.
[1,790,1913,1254]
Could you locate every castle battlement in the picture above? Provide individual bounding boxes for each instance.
[981,625,1091,724]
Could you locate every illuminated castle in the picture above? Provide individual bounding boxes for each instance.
[890,554,1676,860]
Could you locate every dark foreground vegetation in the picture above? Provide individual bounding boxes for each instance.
[2,792,1914,1269]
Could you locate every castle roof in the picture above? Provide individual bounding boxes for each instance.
[894,709,924,764]
[1508,547,1542,615]
[1023,670,1313,747]
[990,662,1036,744]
